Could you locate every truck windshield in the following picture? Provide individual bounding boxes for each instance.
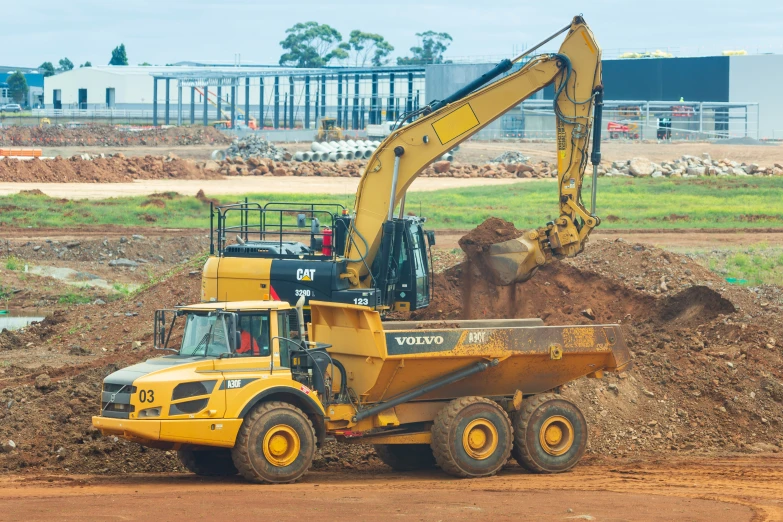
[179,313,230,357]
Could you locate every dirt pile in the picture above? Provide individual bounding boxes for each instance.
[0,125,231,147]
[2,223,783,476]
[415,229,783,457]
[0,155,222,182]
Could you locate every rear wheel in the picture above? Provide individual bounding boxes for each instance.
[177,448,238,476]
[373,444,436,471]
[231,401,316,483]
[511,393,587,473]
[431,396,512,478]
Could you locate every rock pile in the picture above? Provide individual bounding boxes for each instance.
[212,135,290,162]
[491,151,530,164]
[603,153,783,178]
[422,159,556,179]
[0,154,221,182]
[0,125,231,147]
[209,157,367,177]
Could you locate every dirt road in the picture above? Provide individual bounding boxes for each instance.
[2,456,780,521]
[0,176,532,199]
[455,140,783,165]
[434,228,783,250]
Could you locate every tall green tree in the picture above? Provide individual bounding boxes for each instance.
[397,31,453,65]
[39,62,55,77]
[279,22,348,67]
[58,57,74,71]
[109,44,128,66]
[6,72,28,104]
[339,30,394,67]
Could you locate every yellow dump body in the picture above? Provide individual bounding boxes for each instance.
[309,301,631,404]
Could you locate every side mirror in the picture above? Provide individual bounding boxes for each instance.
[426,230,436,246]
[297,213,307,227]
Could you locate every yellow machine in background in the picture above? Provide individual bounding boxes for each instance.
[93,299,630,483]
[315,117,344,142]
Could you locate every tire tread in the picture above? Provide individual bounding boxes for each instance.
[231,400,316,484]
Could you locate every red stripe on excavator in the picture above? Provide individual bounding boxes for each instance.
[270,286,280,301]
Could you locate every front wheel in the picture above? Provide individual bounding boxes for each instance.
[511,393,587,473]
[231,401,316,483]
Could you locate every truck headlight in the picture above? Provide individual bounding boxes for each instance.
[138,407,161,418]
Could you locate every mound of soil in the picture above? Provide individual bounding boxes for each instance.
[1,222,783,476]
[0,155,222,182]
[416,232,783,457]
[0,125,231,148]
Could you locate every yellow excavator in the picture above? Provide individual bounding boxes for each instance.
[93,17,628,485]
[203,14,604,316]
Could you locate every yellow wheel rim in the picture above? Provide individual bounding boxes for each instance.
[262,424,300,467]
[462,418,499,460]
[539,415,574,456]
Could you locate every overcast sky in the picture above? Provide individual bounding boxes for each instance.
[5,0,783,67]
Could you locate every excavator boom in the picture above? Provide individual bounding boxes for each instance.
[345,16,602,286]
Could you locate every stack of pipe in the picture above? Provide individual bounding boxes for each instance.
[305,139,381,162]
[299,139,454,163]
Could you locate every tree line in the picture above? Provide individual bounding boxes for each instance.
[31,21,451,77]
[279,22,452,67]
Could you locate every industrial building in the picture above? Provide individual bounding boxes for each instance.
[0,66,44,107]
[40,54,781,139]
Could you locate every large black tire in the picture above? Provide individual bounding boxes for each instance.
[231,401,316,484]
[430,396,513,478]
[373,444,436,471]
[177,448,238,476]
[511,393,587,473]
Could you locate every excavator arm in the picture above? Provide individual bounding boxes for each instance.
[344,16,602,287]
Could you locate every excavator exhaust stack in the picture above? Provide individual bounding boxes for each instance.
[482,232,547,286]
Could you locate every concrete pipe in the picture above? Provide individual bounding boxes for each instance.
[371,140,381,147]
[311,141,330,154]
[441,153,454,162]
[295,151,306,162]
[337,140,349,148]
[321,141,337,151]
[346,139,357,148]
[309,152,321,162]
[363,148,373,159]
[362,140,374,148]
[211,149,226,161]
[344,151,355,160]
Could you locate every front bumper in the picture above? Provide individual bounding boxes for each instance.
[92,416,243,448]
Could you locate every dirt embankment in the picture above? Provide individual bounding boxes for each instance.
[0,125,232,148]
[1,220,782,476]
[416,221,783,457]
[0,155,223,182]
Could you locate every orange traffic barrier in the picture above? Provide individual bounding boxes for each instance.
[0,148,43,157]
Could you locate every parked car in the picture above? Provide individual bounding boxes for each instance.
[1,104,22,113]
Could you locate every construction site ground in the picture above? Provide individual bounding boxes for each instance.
[0,135,782,520]
[1,456,779,521]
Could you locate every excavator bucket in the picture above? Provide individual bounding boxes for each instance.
[482,233,547,286]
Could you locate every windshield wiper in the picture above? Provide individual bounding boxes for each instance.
[191,330,212,357]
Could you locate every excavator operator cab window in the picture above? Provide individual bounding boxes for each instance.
[235,313,270,357]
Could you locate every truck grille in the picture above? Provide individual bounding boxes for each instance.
[100,381,136,419]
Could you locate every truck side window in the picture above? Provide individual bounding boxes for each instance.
[236,313,270,357]
[277,311,292,368]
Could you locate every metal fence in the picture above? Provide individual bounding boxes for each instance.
[477,100,761,141]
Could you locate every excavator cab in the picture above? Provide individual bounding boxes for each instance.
[202,202,432,320]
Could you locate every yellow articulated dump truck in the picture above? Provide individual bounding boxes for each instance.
[93,300,631,483]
